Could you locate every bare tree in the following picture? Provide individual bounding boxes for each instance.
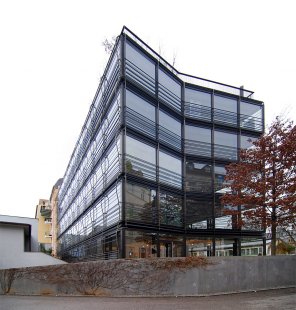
[102,36,117,54]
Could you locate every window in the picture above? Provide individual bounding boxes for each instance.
[186,237,213,257]
[186,198,213,230]
[185,125,211,157]
[159,234,183,257]
[126,136,156,181]
[126,90,155,121]
[185,88,211,107]
[158,68,181,111]
[125,41,155,94]
[126,183,157,224]
[159,151,182,188]
[214,201,234,229]
[214,165,228,193]
[159,110,181,135]
[125,230,157,258]
[126,42,155,78]
[159,191,183,227]
[185,125,211,143]
[185,161,212,193]
[126,90,155,138]
[241,135,256,149]
[159,110,181,150]
[215,239,235,256]
[126,136,155,164]
[214,95,237,126]
[214,130,237,160]
[185,88,211,121]
[240,101,263,131]
[214,95,237,113]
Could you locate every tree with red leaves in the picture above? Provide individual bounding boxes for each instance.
[221,117,296,255]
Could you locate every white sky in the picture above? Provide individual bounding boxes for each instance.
[0,0,295,218]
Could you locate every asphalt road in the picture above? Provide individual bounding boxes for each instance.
[0,288,295,310]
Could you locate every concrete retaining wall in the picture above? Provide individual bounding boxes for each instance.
[174,256,296,295]
[1,256,295,296]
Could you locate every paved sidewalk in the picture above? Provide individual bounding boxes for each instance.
[0,288,295,310]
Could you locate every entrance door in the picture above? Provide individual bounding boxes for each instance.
[159,239,183,257]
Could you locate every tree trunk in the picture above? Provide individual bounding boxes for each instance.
[271,210,277,255]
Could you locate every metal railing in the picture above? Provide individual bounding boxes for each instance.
[122,26,254,98]
[185,102,211,121]
[126,154,156,182]
[158,125,181,151]
[214,144,237,161]
[125,107,156,139]
[185,139,212,158]
[125,59,155,95]
[159,166,182,189]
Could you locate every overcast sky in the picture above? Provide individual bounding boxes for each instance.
[0,0,295,218]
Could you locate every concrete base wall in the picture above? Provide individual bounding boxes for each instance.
[174,256,296,295]
[1,256,295,296]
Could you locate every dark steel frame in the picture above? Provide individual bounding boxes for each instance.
[57,27,265,261]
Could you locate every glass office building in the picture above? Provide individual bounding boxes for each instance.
[57,27,265,261]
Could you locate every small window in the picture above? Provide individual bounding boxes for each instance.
[185,88,211,107]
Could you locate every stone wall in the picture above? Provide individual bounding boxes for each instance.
[1,256,295,296]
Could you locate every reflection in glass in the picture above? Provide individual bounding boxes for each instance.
[126,41,155,78]
[159,234,183,257]
[186,198,213,230]
[159,110,181,135]
[214,130,237,160]
[241,101,262,119]
[214,165,229,193]
[241,238,263,256]
[125,230,157,259]
[214,95,237,126]
[158,68,181,111]
[240,101,263,131]
[185,125,211,143]
[215,238,235,256]
[125,41,155,94]
[159,191,183,227]
[185,161,212,193]
[126,90,155,121]
[214,95,237,112]
[126,90,156,138]
[159,110,181,150]
[186,237,213,257]
[159,69,181,99]
[126,136,156,181]
[159,151,182,188]
[185,88,211,121]
[185,125,212,157]
[241,135,256,149]
[185,88,211,107]
[214,200,233,229]
[126,183,157,224]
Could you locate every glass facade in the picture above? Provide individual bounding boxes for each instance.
[57,27,265,262]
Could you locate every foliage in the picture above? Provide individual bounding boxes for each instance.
[221,117,296,255]
[40,244,52,255]
[276,241,295,255]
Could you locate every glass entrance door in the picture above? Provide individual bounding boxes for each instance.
[159,237,183,257]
